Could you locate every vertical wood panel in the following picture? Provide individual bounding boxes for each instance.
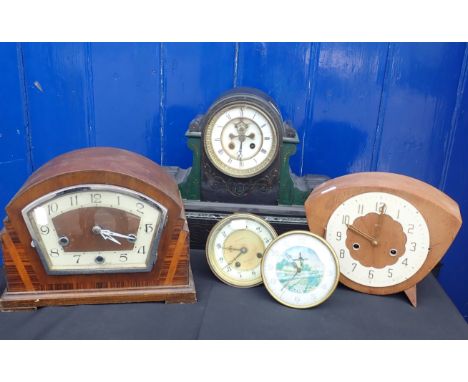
[91,43,161,162]
[162,42,236,167]
[21,43,91,169]
[302,42,389,177]
[437,45,468,320]
[0,43,31,226]
[375,42,466,186]
[237,42,313,175]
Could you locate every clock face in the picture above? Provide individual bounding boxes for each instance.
[22,184,167,275]
[206,213,277,287]
[203,103,279,178]
[262,231,339,309]
[325,192,430,287]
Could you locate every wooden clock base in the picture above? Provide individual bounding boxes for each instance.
[0,267,196,311]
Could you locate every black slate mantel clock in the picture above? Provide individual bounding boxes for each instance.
[166,87,328,248]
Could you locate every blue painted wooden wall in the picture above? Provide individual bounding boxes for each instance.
[1,42,467,320]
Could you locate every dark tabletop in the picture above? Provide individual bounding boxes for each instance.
[0,249,466,340]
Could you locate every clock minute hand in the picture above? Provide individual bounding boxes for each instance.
[346,224,378,247]
[374,203,386,239]
[100,230,121,245]
[102,230,136,242]
[224,247,248,268]
[281,268,301,291]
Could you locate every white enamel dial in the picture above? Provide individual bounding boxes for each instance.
[206,214,277,287]
[204,104,279,178]
[325,192,430,287]
[22,185,167,274]
[262,231,339,309]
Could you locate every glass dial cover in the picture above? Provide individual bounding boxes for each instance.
[262,231,340,309]
[22,184,167,275]
[206,213,277,287]
[325,192,430,287]
[203,103,279,178]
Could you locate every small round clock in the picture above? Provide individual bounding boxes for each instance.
[206,213,277,287]
[305,172,462,306]
[203,91,280,179]
[261,231,340,309]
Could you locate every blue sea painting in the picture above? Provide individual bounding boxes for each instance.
[276,246,324,294]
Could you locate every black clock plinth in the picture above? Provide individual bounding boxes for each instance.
[200,153,280,205]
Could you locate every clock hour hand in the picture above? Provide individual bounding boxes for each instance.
[346,223,378,246]
[224,247,248,268]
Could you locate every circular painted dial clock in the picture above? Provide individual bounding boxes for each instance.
[261,231,339,309]
[203,103,279,178]
[23,185,167,274]
[206,213,277,287]
[325,192,429,287]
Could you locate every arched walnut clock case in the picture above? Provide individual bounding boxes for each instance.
[305,172,462,307]
[0,147,196,310]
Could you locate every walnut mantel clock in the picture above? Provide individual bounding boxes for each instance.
[0,147,196,310]
[305,172,462,306]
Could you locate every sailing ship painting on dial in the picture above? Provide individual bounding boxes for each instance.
[261,231,339,309]
[305,172,462,307]
[206,213,277,287]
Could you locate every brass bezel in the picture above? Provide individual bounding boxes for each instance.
[206,213,278,288]
[261,230,340,309]
[203,102,279,178]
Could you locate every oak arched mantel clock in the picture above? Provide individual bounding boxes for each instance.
[0,147,196,310]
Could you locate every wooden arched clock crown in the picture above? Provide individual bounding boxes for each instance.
[305,172,462,306]
[0,147,196,310]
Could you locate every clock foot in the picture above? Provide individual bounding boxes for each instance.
[404,285,417,307]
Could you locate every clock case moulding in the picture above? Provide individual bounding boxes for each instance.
[304,172,462,307]
[0,147,196,311]
[166,88,329,249]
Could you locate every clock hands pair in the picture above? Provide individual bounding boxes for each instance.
[345,204,386,247]
[281,253,305,292]
[223,246,248,269]
[92,225,136,246]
